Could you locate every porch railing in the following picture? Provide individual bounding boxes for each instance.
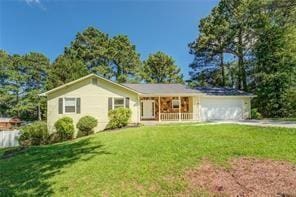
[160,113,196,121]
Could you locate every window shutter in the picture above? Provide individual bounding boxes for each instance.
[108,97,113,111]
[58,98,63,114]
[76,98,81,114]
[125,97,130,108]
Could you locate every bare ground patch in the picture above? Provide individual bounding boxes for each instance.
[185,158,296,197]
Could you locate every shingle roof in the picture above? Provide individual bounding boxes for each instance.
[40,73,254,96]
[194,87,253,96]
[122,84,201,94]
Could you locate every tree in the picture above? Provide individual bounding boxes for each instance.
[0,50,13,116]
[189,0,296,117]
[21,53,50,120]
[0,51,50,120]
[142,51,183,83]
[190,0,261,91]
[47,55,88,89]
[65,27,112,79]
[108,35,142,83]
[65,27,142,82]
[189,6,230,87]
[252,3,296,117]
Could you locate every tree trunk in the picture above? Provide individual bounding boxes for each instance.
[237,29,242,90]
[116,66,121,82]
[237,57,242,89]
[16,90,20,118]
[231,69,235,88]
[241,62,247,91]
[220,53,225,87]
[38,102,41,121]
[238,28,247,91]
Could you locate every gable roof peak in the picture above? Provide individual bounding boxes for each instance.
[39,73,139,96]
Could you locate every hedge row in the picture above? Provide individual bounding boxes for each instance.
[19,108,131,146]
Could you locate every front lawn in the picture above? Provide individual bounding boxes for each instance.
[269,117,296,121]
[1,124,296,196]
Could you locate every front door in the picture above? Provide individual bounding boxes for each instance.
[141,100,155,119]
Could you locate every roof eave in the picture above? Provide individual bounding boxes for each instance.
[40,74,140,96]
[201,94,256,97]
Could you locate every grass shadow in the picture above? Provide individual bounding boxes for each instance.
[0,137,110,196]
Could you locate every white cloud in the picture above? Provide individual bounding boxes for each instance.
[23,0,46,11]
[25,0,41,5]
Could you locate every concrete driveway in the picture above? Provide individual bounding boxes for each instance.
[201,120,296,128]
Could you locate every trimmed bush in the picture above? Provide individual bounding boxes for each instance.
[48,132,61,144]
[54,117,75,140]
[76,116,98,136]
[107,108,131,129]
[19,121,48,146]
[251,108,263,119]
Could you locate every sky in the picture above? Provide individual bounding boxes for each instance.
[0,0,218,79]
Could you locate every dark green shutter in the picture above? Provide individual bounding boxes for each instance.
[125,97,130,108]
[76,98,81,114]
[58,98,63,114]
[108,97,113,111]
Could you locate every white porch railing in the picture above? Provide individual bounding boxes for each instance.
[160,113,196,121]
[181,113,194,120]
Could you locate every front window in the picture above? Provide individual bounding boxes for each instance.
[172,99,180,109]
[114,98,124,109]
[64,98,76,113]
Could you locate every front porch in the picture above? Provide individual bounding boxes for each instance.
[140,96,199,122]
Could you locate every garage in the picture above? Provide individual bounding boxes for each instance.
[200,97,244,121]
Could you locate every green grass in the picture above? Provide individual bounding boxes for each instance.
[1,124,296,196]
[269,117,296,121]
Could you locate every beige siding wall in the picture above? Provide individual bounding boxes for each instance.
[47,77,139,135]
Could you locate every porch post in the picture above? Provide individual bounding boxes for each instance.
[178,96,181,121]
[158,96,161,122]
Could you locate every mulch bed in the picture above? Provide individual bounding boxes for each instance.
[185,158,296,197]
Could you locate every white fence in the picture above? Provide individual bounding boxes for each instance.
[0,130,20,148]
[159,113,197,121]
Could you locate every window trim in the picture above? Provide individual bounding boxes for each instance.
[63,97,77,114]
[113,97,125,109]
[172,99,180,109]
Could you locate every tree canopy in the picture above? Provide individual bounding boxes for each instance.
[0,51,50,120]
[189,0,296,117]
[63,27,142,83]
[141,51,183,83]
[1,27,183,120]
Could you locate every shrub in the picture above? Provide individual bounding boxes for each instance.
[19,121,48,146]
[251,108,263,119]
[107,108,132,129]
[54,117,75,140]
[47,132,61,144]
[76,116,98,136]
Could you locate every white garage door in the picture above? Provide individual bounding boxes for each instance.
[200,97,243,121]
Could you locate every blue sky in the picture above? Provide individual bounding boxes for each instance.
[0,0,218,79]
